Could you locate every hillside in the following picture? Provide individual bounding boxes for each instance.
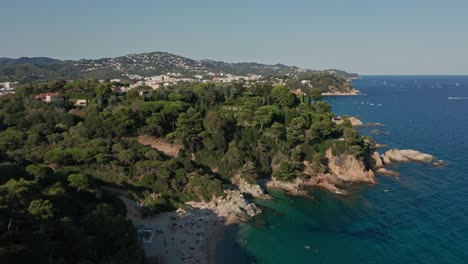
[0,52,359,82]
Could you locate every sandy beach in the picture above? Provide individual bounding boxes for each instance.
[105,187,227,264]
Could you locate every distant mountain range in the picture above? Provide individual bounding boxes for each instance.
[0,52,359,82]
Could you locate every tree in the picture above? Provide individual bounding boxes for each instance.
[111,107,140,137]
[313,101,333,116]
[203,111,226,133]
[0,178,37,208]
[117,149,137,166]
[269,122,285,144]
[168,93,184,102]
[273,161,298,181]
[28,199,55,220]
[0,128,26,152]
[144,113,165,136]
[44,149,71,165]
[67,174,89,192]
[175,107,203,149]
[309,88,322,103]
[287,117,307,146]
[161,101,187,131]
[308,113,335,141]
[96,83,112,97]
[254,105,280,132]
[221,141,245,175]
[26,164,53,182]
[250,83,273,105]
[95,153,112,170]
[126,88,139,99]
[343,127,361,146]
[272,85,296,108]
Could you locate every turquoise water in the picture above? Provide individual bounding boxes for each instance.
[216,76,468,264]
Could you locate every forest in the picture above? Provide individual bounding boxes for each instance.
[0,77,371,262]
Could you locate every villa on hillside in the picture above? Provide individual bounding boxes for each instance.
[35,93,63,103]
[0,82,18,89]
[138,90,153,98]
[292,88,305,96]
[74,99,88,106]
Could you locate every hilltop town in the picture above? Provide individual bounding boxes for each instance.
[0,51,360,99]
[0,51,359,83]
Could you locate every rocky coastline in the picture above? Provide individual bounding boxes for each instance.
[262,147,439,197]
[333,115,385,127]
[130,127,443,264]
[187,190,262,224]
[322,89,361,96]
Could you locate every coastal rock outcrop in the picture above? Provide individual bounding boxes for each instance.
[310,174,347,194]
[267,150,377,196]
[382,155,392,165]
[233,174,271,199]
[332,116,363,126]
[325,149,376,184]
[433,160,447,167]
[332,116,385,127]
[321,88,361,96]
[266,177,310,196]
[214,191,261,222]
[348,116,364,126]
[188,190,261,223]
[371,151,384,169]
[376,168,400,177]
[375,143,388,148]
[382,149,434,164]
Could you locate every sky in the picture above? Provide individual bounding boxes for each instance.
[0,0,467,75]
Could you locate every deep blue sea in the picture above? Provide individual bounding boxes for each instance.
[215,76,468,264]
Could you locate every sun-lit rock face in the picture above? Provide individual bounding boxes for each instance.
[382,149,434,164]
[325,149,376,184]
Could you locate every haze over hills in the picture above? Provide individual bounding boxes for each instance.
[0,51,359,82]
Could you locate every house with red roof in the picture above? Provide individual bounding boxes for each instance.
[35,93,63,103]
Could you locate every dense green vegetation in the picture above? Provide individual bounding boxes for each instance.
[281,72,356,92]
[0,78,370,261]
[0,163,145,263]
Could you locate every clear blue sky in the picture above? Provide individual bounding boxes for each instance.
[1,0,467,74]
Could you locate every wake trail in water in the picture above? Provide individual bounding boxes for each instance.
[448,97,468,100]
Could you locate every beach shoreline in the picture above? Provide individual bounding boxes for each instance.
[105,186,252,264]
[206,223,231,264]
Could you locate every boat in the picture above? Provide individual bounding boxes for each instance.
[304,245,311,250]
[448,97,468,100]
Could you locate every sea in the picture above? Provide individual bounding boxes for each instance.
[215,76,468,264]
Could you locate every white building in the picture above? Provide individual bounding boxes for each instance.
[1,82,18,89]
[74,99,87,106]
[138,90,153,98]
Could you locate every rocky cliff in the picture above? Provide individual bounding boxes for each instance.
[232,174,271,199]
[187,190,261,223]
[332,116,364,126]
[325,149,377,184]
